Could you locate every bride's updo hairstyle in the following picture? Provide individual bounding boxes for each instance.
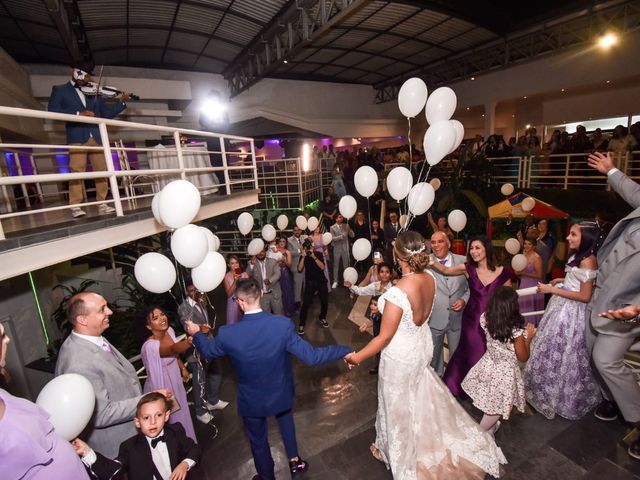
[394,231,430,272]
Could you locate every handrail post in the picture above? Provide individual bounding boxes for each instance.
[98,122,124,216]
[220,136,231,195]
[563,154,570,190]
[14,154,31,208]
[173,132,187,181]
[250,139,259,191]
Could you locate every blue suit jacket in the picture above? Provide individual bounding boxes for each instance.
[193,311,351,417]
[48,82,126,144]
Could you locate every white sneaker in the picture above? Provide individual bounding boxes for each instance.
[331,282,338,289]
[98,204,116,214]
[206,400,229,411]
[71,207,86,218]
[196,412,213,424]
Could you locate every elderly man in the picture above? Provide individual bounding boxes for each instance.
[586,151,640,460]
[247,246,283,315]
[55,292,168,457]
[428,231,470,376]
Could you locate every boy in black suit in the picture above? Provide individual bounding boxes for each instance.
[74,392,200,480]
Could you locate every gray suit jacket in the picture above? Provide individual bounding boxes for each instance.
[429,253,470,331]
[177,300,210,362]
[590,169,640,337]
[288,235,303,272]
[247,257,282,301]
[55,333,142,458]
[330,223,350,252]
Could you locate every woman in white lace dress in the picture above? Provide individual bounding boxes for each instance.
[345,231,506,479]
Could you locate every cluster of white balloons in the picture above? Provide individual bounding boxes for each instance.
[136,180,224,294]
[504,237,527,272]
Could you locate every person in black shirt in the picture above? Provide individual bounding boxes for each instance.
[297,238,329,335]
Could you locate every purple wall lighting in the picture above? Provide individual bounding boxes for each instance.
[4,150,35,176]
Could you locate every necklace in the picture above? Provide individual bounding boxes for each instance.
[402,272,415,277]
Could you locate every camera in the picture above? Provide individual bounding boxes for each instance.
[302,238,313,254]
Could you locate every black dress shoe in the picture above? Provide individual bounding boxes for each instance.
[629,439,640,460]
[289,457,309,474]
[594,400,620,421]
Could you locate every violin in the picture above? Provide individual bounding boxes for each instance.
[80,82,140,101]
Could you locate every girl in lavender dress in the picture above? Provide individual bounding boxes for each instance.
[524,221,606,420]
[0,323,89,480]
[141,306,196,441]
[275,237,296,317]
[515,235,545,325]
[223,255,249,325]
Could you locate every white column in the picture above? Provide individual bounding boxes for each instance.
[484,102,496,137]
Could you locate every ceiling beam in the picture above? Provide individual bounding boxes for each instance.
[40,0,93,66]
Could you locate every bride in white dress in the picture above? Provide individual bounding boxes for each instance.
[345,231,506,479]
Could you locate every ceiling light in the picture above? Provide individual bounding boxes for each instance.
[525,124,531,129]
[523,96,527,99]
[470,76,475,81]
[466,107,470,111]
[598,32,618,50]
[481,114,485,117]
[283,59,288,64]
[200,97,227,123]
[561,88,565,92]
[606,80,611,84]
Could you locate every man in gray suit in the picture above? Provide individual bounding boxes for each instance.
[288,226,305,306]
[177,283,228,424]
[55,292,169,457]
[429,231,469,376]
[330,214,352,288]
[247,247,284,315]
[586,151,640,459]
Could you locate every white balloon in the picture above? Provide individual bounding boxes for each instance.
[424,121,456,166]
[200,227,216,252]
[158,180,201,229]
[425,86,457,124]
[386,167,413,201]
[247,238,265,256]
[339,195,357,219]
[238,212,254,235]
[522,197,536,212]
[429,178,441,191]
[210,233,220,252]
[276,214,289,230]
[505,238,521,255]
[262,224,277,242]
[191,251,226,292]
[36,374,95,441]
[449,119,465,153]
[171,224,208,268]
[322,232,333,246]
[448,209,467,232]
[134,252,177,293]
[343,267,358,285]
[295,215,308,230]
[151,191,165,226]
[399,214,409,228]
[397,77,428,118]
[354,166,378,198]
[512,253,528,272]
[407,182,435,216]
[501,183,514,196]
[352,238,372,261]
[307,216,319,232]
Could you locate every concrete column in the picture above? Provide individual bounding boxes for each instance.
[484,102,496,137]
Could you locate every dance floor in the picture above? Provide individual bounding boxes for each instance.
[189,287,639,480]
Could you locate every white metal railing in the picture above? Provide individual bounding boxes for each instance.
[0,106,260,240]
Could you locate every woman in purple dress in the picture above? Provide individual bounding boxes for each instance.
[429,236,514,397]
[141,306,196,441]
[515,235,544,325]
[223,255,249,325]
[0,323,89,480]
[275,236,296,317]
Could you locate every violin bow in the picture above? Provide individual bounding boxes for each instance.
[93,64,104,113]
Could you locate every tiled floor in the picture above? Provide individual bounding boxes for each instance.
[189,287,640,480]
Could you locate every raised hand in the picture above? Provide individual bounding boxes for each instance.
[587,151,615,174]
[71,438,91,457]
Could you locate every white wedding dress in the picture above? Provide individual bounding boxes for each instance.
[376,284,507,479]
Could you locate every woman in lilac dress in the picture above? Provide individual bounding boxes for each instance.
[524,222,605,419]
[0,323,89,480]
[516,235,545,325]
[223,254,249,325]
[141,306,196,441]
[275,237,296,317]
[429,236,514,397]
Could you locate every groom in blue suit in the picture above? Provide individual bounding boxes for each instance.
[186,278,351,480]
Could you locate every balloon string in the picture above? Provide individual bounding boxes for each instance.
[407,117,412,173]
[367,197,373,261]
[406,165,432,230]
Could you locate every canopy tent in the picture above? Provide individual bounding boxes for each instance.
[488,193,570,219]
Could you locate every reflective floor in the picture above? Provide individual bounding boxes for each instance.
[190,287,640,480]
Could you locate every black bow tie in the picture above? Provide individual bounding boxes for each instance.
[151,434,167,448]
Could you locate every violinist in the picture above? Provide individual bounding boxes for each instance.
[48,64,130,218]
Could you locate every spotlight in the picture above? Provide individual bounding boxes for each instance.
[598,32,618,50]
[201,98,227,123]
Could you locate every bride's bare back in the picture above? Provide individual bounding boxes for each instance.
[395,272,435,327]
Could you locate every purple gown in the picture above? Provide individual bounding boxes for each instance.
[518,263,544,326]
[279,259,296,317]
[225,271,248,325]
[443,263,514,397]
[141,327,196,442]
[0,388,89,480]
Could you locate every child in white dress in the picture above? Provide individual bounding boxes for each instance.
[462,286,536,432]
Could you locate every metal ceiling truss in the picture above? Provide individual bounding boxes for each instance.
[226,0,371,97]
[40,0,93,66]
[375,0,640,104]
